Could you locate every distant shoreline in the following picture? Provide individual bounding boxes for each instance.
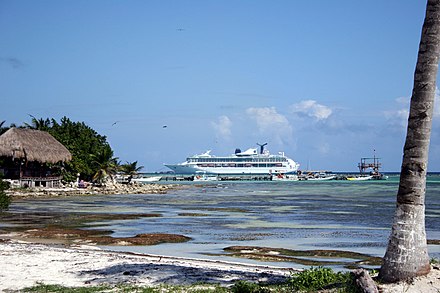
[6,182,183,199]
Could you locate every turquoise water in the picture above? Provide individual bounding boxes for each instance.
[8,175,440,269]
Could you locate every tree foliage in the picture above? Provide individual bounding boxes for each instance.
[47,117,115,182]
[0,120,9,136]
[0,175,11,211]
[6,116,117,183]
[24,115,51,131]
[90,145,119,184]
[1,116,120,183]
[119,161,144,176]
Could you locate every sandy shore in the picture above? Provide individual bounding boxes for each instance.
[378,266,440,293]
[0,240,293,291]
[2,185,439,292]
[1,240,439,292]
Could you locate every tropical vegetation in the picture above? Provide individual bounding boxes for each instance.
[90,145,119,185]
[0,121,4,134]
[0,174,11,211]
[0,116,142,184]
[119,161,144,177]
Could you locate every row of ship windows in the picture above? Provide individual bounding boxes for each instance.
[196,163,284,168]
[188,157,287,163]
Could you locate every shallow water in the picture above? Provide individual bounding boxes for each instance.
[7,175,440,269]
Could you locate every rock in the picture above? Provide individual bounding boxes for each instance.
[6,183,180,199]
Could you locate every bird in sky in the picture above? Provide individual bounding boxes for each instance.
[112,121,119,126]
[162,125,167,128]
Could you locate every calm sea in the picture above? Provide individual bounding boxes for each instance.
[8,174,440,269]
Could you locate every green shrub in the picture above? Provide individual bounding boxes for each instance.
[230,281,270,293]
[0,176,10,211]
[23,283,113,292]
[289,267,355,292]
[23,283,226,293]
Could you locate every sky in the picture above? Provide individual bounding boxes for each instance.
[1,0,440,172]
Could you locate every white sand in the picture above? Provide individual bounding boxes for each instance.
[377,267,440,293]
[0,240,293,291]
[1,240,439,292]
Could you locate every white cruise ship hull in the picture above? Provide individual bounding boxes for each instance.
[165,146,299,175]
[165,164,297,175]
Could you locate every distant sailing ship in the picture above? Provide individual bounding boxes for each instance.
[165,143,299,175]
[347,153,388,180]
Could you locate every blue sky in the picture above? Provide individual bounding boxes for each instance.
[1,1,439,172]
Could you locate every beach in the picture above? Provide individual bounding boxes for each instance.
[0,239,292,291]
[0,239,439,292]
[1,179,440,292]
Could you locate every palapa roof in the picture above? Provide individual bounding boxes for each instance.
[0,128,72,164]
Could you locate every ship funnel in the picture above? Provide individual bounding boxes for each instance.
[235,148,242,154]
[257,142,268,154]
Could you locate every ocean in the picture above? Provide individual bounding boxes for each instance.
[7,174,440,270]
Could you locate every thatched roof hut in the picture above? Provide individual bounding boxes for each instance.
[0,128,72,164]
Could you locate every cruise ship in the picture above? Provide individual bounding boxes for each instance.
[165,144,299,175]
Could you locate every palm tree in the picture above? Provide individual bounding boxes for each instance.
[0,120,8,135]
[24,115,51,131]
[119,161,144,177]
[379,0,440,283]
[90,146,119,185]
[0,173,11,211]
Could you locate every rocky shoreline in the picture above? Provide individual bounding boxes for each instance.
[6,182,183,199]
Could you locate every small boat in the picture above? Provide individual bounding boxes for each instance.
[131,176,162,183]
[307,174,336,181]
[346,175,373,181]
[271,173,299,181]
[193,172,219,182]
[298,171,335,181]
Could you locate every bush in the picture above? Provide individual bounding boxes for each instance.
[0,176,11,211]
[231,281,270,293]
[289,267,355,292]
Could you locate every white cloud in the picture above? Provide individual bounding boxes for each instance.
[246,107,293,145]
[290,100,332,121]
[395,96,409,105]
[211,115,232,140]
[384,97,409,129]
[317,142,330,155]
[435,87,440,118]
[384,89,440,129]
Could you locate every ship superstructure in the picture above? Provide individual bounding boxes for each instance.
[165,144,299,175]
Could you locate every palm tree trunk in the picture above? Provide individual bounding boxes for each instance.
[379,0,440,283]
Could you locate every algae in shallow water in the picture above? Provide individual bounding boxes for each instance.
[222,246,382,269]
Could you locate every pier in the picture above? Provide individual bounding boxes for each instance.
[159,174,273,182]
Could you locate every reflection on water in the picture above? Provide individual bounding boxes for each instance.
[7,175,440,268]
